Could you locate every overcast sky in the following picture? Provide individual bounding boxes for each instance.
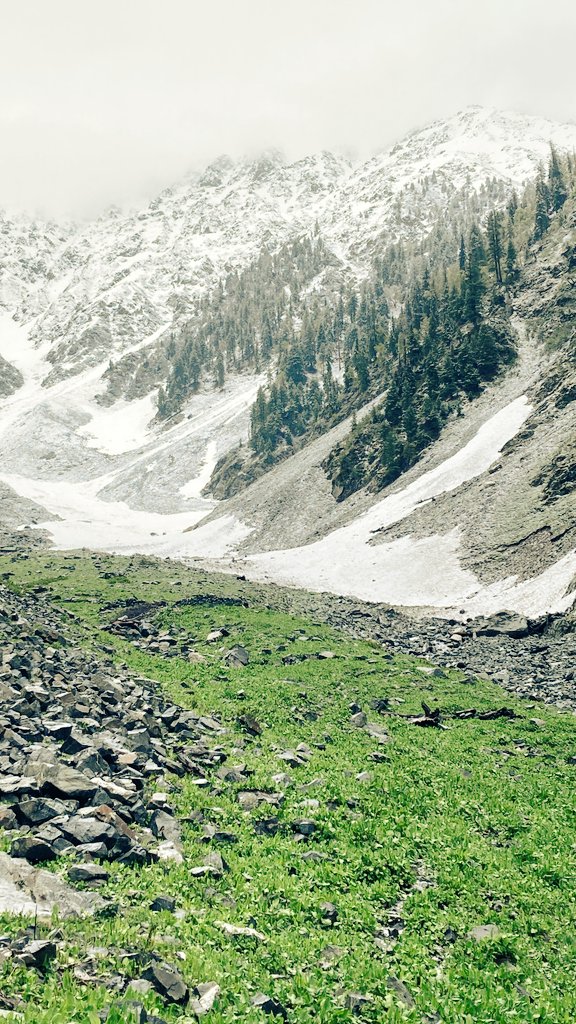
[1,0,575,218]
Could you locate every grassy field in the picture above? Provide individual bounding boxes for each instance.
[0,551,575,1023]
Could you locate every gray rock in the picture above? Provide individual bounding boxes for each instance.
[189,982,220,1016]
[17,939,57,972]
[0,852,109,918]
[150,895,176,912]
[68,863,110,883]
[224,645,250,668]
[10,836,57,864]
[141,961,189,1005]
[250,993,288,1018]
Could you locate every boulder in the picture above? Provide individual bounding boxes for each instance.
[0,852,109,918]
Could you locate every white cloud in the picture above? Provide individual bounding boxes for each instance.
[1,0,576,216]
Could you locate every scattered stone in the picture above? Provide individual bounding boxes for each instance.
[468,924,501,941]
[0,852,109,918]
[224,645,249,668]
[190,982,220,1016]
[386,975,415,1008]
[9,837,57,864]
[151,895,176,913]
[237,713,262,736]
[68,863,110,884]
[250,993,288,1018]
[17,939,57,972]
[344,992,372,1013]
[141,962,189,1005]
[215,920,266,941]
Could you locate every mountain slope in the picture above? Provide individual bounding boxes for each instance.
[1,106,576,619]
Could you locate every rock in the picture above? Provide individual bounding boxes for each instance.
[350,711,367,728]
[150,809,182,846]
[319,944,344,968]
[191,851,225,877]
[68,863,110,883]
[206,628,229,643]
[277,750,307,768]
[0,806,17,830]
[250,993,288,1018]
[468,924,501,941]
[190,982,220,1016]
[10,836,57,864]
[253,817,280,836]
[156,841,184,864]
[150,895,176,912]
[344,992,372,1014]
[386,975,415,1008]
[15,797,75,825]
[141,962,189,1005]
[237,713,262,736]
[320,901,338,925]
[30,763,98,801]
[224,645,249,668]
[60,815,116,847]
[291,819,316,836]
[215,920,266,941]
[0,852,109,918]
[17,939,57,972]
[473,612,530,639]
[364,722,389,742]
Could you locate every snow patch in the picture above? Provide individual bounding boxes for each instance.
[241,396,576,617]
[77,393,157,455]
[180,441,218,499]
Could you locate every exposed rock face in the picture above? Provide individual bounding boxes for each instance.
[0,355,23,398]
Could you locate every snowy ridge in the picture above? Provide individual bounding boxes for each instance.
[3,106,576,393]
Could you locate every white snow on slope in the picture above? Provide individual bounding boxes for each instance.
[7,392,574,618]
[0,471,251,559]
[77,393,158,455]
[239,396,576,616]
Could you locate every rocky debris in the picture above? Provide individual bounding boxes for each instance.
[237,713,262,736]
[224,644,249,668]
[470,612,543,639]
[386,975,415,1009]
[190,982,221,1016]
[0,584,229,875]
[250,992,288,1018]
[0,933,58,974]
[150,895,176,912]
[105,601,214,662]
[140,962,189,1005]
[320,901,338,926]
[206,628,230,643]
[68,863,110,883]
[238,584,576,711]
[0,852,108,918]
[215,920,266,941]
[16,939,57,972]
[344,991,373,1014]
[468,924,501,941]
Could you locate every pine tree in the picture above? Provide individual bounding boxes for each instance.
[487,211,503,284]
[548,145,568,212]
[533,174,551,240]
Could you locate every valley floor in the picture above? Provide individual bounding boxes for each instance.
[0,550,575,1024]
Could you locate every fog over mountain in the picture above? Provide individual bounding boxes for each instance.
[1,0,576,215]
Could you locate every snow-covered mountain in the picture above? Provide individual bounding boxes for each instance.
[1,105,576,618]
[3,105,576,388]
